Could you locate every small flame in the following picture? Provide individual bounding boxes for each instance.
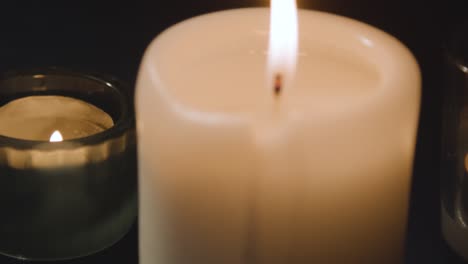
[49,130,63,142]
[268,0,298,93]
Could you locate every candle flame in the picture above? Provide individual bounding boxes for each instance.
[268,0,298,93]
[49,130,63,142]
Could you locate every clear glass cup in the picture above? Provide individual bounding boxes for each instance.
[0,68,137,260]
[441,21,468,260]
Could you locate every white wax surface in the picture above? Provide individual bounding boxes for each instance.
[137,8,421,264]
[0,96,114,141]
[164,31,378,114]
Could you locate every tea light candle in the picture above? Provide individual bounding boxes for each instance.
[136,4,420,264]
[0,70,137,261]
[0,95,114,141]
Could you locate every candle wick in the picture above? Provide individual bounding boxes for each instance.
[274,73,282,96]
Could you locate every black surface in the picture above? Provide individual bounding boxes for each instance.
[0,0,467,263]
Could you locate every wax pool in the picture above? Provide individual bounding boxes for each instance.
[0,95,114,141]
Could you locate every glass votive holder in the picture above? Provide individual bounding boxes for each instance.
[441,21,468,260]
[0,68,137,260]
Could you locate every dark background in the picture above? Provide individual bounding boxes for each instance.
[0,0,467,263]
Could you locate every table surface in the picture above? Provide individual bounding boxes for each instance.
[0,221,466,264]
[0,0,467,263]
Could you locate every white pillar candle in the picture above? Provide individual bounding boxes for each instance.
[136,7,420,264]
